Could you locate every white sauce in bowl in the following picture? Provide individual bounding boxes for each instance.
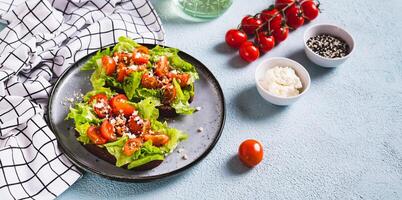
[259,66,303,97]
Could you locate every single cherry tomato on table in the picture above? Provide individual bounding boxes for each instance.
[301,0,319,21]
[260,7,283,31]
[100,119,116,141]
[239,41,260,62]
[273,26,289,43]
[87,126,107,145]
[241,16,263,35]
[143,134,169,147]
[285,5,304,29]
[225,29,248,48]
[101,55,116,75]
[123,138,143,156]
[238,139,264,167]
[255,32,275,53]
[128,115,144,135]
[275,0,295,10]
[89,94,110,118]
[109,94,135,116]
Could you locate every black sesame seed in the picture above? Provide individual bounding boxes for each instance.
[307,34,350,59]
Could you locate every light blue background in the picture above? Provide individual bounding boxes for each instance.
[3,0,402,199]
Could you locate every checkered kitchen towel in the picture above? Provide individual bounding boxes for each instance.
[0,0,164,199]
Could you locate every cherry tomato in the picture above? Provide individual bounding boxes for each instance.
[154,56,169,77]
[136,46,149,54]
[175,73,190,87]
[241,16,263,35]
[161,83,177,105]
[100,119,116,141]
[273,26,289,43]
[255,32,275,53]
[141,73,162,89]
[285,5,304,29]
[89,94,110,118]
[260,7,283,31]
[87,126,107,145]
[143,134,169,147]
[239,41,260,62]
[128,115,143,135]
[123,138,143,156]
[225,29,248,48]
[275,0,295,10]
[102,55,116,76]
[301,0,319,21]
[109,94,135,116]
[238,139,264,167]
[116,63,127,82]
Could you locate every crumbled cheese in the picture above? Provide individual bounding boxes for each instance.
[197,127,203,132]
[128,65,138,71]
[134,52,142,59]
[260,66,303,97]
[113,56,119,63]
[170,69,177,74]
[182,154,188,160]
[177,148,184,153]
[196,106,202,111]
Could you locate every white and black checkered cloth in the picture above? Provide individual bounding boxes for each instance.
[0,0,164,199]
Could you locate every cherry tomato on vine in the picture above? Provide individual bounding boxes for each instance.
[301,0,319,21]
[255,32,275,53]
[241,16,263,35]
[273,26,289,43]
[225,29,248,48]
[285,5,304,29]
[275,0,295,10]
[260,7,283,31]
[239,41,260,62]
[238,139,264,167]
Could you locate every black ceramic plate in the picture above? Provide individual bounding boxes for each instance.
[47,44,225,182]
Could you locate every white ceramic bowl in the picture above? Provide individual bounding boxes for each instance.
[304,24,355,68]
[255,57,311,106]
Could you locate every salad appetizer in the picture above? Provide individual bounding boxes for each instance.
[82,36,199,116]
[66,87,187,170]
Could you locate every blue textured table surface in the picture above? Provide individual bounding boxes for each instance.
[3,0,402,199]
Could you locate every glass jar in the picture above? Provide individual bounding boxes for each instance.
[174,0,233,19]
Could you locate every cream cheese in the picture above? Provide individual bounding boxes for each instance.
[260,66,302,97]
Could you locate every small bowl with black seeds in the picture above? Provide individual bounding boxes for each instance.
[304,24,355,68]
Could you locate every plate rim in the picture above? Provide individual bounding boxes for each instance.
[47,44,226,182]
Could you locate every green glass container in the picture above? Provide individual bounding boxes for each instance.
[174,0,233,19]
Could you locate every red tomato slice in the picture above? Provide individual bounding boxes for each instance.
[162,84,176,105]
[154,56,169,77]
[123,138,143,156]
[109,94,135,116]
[100,119,116,141]
[142,134,169,147]
[175,73,190,87]
[141,73,162,89]
[102,55,116,76]
[87,126,107,145]
[89,94,110,118]
[128,115,144,135]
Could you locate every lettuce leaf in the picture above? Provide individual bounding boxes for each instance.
[82,48,111,71]
[83,87,114,102]
[75,122,91,144]
[66,103,102,125]
[104,136,165,168]
[123,71,144,99]
[136,98,161,120]
[112,36,140,53]
[171,79,195,114]
[135,88,160,99]
[151,120,188,153]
